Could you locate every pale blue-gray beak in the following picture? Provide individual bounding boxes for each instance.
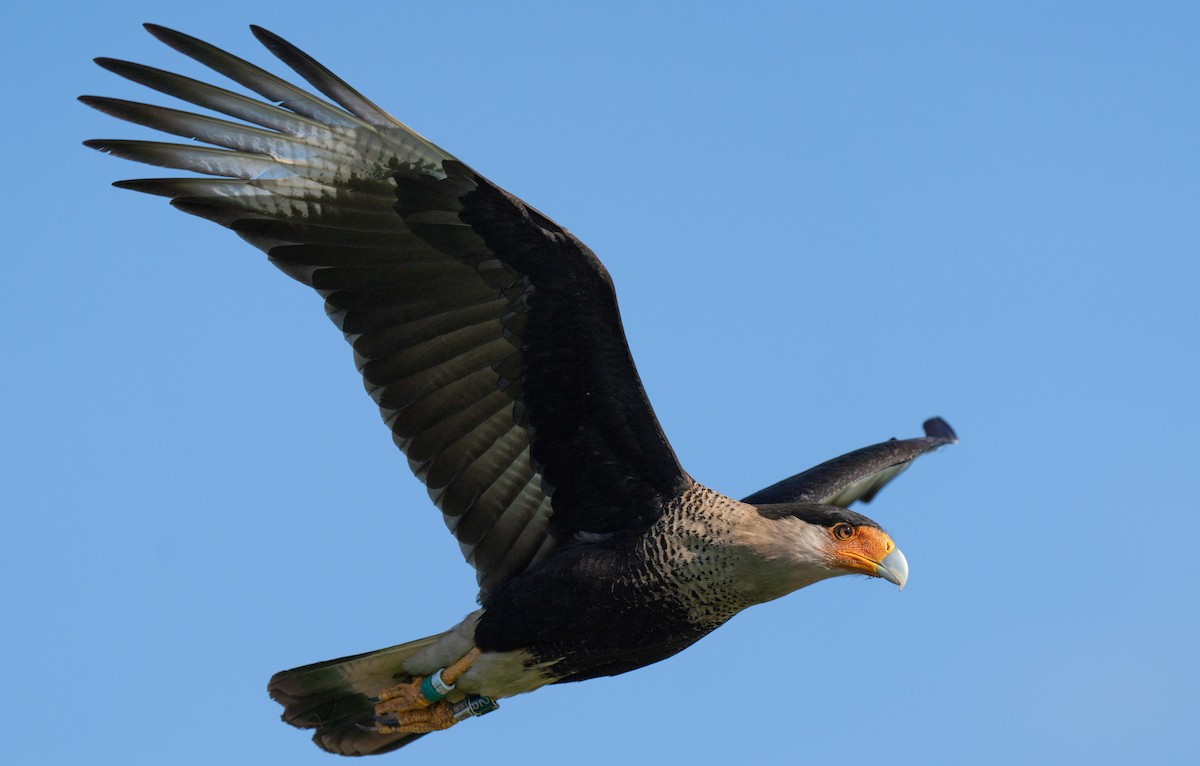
[875,548,909,591]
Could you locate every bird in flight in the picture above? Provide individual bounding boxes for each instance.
[84,25,957,757]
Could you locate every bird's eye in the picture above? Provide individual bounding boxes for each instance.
[832,523,854,541]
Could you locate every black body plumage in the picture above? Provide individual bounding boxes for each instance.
[476,486,752,682]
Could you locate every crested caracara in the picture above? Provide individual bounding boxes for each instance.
[83,25,957,756]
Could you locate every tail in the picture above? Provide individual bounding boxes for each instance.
[268,633,448,756]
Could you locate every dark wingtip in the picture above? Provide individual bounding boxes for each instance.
[922,417,958,444]
[93,57,137,75]
[112,179,164,195]
[77,95,106,111]
[249,24,288,54]
[143,23,193,51]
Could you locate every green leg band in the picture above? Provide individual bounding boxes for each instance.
[420,669,455,702]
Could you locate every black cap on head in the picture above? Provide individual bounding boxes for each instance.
[752,502,882,530]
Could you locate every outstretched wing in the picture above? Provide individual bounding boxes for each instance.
[84,25,691,596]
[742,417,957,507]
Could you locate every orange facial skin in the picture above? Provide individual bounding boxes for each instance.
[828,525,897,577]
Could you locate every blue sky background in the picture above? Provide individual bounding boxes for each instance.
[5,2,1197,764]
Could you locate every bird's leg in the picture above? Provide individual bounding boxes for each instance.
[370,649,497,735]
[376,653,484,729]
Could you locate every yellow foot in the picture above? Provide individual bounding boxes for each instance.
[373,648,482,721]
[373,695,501,735]
[374,701,457,734]
[374,678,431,714]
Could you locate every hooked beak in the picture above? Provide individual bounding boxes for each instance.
[874,548,909,591]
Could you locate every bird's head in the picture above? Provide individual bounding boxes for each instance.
[735,503,909,602]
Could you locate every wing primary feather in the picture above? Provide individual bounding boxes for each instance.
[112,177,245,198]
[92,58,331,138]
[84,139,276,178]
[248,26,396,129]
[247,26,454,165]
[142,24,369,130]
[79,97,344,165]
